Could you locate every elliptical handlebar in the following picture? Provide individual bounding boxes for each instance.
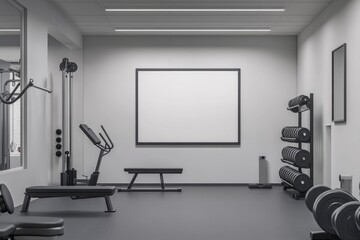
[80,124,114,153]
[97,125,114,151]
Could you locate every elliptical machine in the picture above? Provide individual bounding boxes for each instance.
[77,124,114,186]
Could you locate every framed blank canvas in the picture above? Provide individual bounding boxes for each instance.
[136,68,240,145]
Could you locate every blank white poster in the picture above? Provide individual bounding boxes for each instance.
[136,69,240,144]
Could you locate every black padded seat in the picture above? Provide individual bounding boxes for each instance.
[26,186,116,194]
[0,223,15,238]
[0,216,64,237]
[0,216,64,228]
[12,227,64,237]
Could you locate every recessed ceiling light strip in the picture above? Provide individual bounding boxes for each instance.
[0,29,20,32]
[106,8,285,12]
[115,28,271,32]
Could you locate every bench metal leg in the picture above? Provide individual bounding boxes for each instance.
[21,194,31,212]
[127,173,138,189]
[104,196,116,213]
[160,173,165,190]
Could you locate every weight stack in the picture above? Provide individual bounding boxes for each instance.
[281,127,311,142]
[288,95,310,112]
[281,146,311,168]
[279,166,311,192]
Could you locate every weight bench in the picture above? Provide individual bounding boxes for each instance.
[21,186,116,213]
[118,168,183,192]
[0,224,15,239]
[0,216,64,237]
[0,184,64,239]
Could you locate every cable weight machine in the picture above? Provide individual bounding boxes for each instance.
[59,58,78,186]
[59,58,114,186]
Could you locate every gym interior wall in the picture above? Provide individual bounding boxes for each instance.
[82,35,297,184]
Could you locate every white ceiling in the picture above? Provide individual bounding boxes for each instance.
[52,0,333,35]
[0,0,21,35]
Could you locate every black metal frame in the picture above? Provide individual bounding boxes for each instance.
[281,93,314,200]
[332,43,347,124]
[135,68,241,145]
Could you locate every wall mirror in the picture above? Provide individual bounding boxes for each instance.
[332,43,346,124]
[0,0,26,170]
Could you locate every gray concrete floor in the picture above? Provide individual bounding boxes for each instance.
[15,186,320,240]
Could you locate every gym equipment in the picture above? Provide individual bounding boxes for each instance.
[355,207,360,230]
[248,156,272,189]
[281,126,311,142]
[339,175,352,194]
[332,201,360,240]
[313,189,357,235]
[288,95,310,112]
[118,168,183,192]
[0,184,64,238]
[279,166,311,192]
[279,94,314,200]
[61,124,114,186]
[281,146,311,168]
[0,78,51,105]
[22,186,116,213]
[59,58,78,185]
[0,224,15,239]
[305,185,331,212]
[306,185,360,240]
[0,184,14,214]
[55,129,62,157]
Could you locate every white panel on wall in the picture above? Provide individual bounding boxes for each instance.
[137,69,240,144]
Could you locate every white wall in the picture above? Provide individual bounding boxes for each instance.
[83,35,297,184]
[0,0,82,206]
[298,0,360,193]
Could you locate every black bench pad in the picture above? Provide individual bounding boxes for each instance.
[0,223,15,238]
[26,186,116,195]
[0,216,63,228]
[119,168,183,192]
[124,168,183,174]
[22,186,116,213]
[0,216,64,237]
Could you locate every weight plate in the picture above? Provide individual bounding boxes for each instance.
[305,185,331,212]
[293,174,311,192]
[313,189,357,235]
[355,207,360,230]
[332,201,360,240]
[0,184,14,214]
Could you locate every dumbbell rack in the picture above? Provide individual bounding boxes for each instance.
[280,93,314,200]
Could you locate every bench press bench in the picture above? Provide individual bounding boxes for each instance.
[21,186,116,213]
[118,168,183,192]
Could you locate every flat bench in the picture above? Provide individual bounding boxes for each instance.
[118,168,183,192]
[21,186,116,213]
